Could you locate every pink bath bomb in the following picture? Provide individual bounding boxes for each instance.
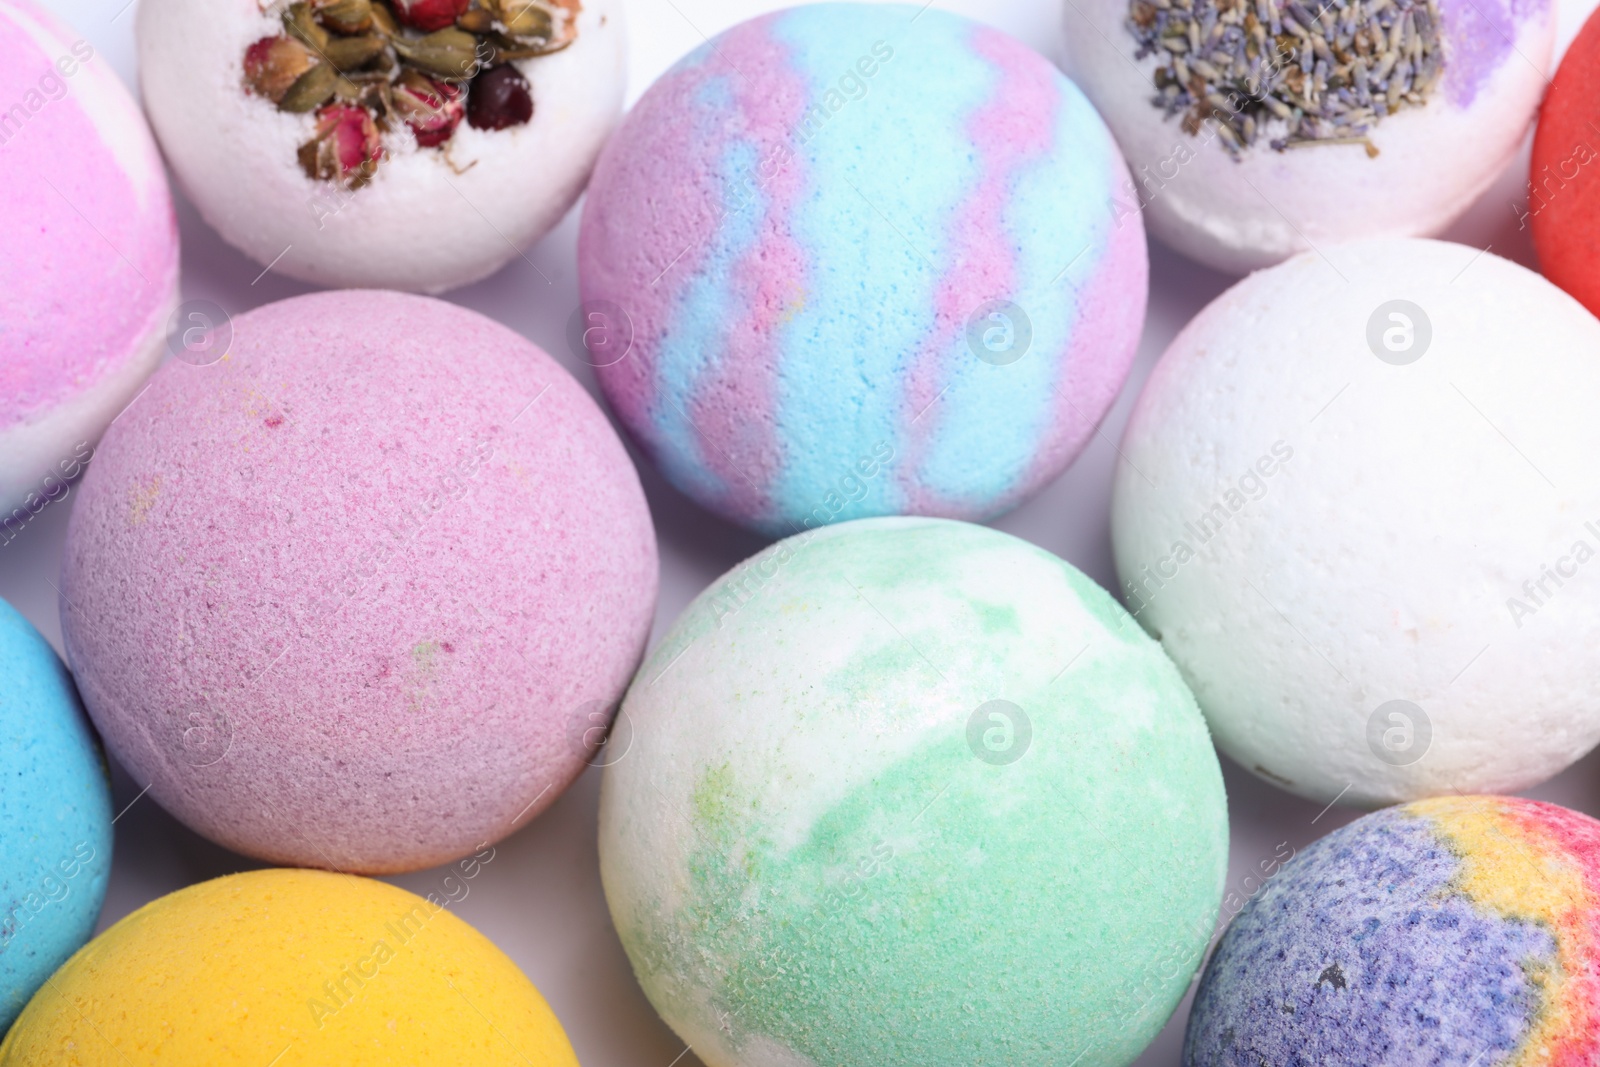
[60,290,657,874]
[0,0,178,523]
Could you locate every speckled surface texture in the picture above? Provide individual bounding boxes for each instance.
[0,598,112,1031]
[59,290,658,874]
[0,868,581,1065]
[599,516,1227,1067]
[0,0,177,513]
[1111,238,1600,807]
[580,3,1146,537]
[1531,6,1600,320]
[1186,796,1600,1066]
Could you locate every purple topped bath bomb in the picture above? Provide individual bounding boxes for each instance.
[60,290,657,874]
[579,3,1146,537]
[1063,0,1554,271]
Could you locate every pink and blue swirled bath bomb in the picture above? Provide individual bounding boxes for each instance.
[1186,795,1600,1066]
[579,3,1146,536]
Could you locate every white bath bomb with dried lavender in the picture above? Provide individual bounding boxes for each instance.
[137,0,623,293]
[1062,0,1553,273]
[1111,237,1600,808]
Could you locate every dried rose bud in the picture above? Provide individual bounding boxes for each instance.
[390,0,470,32]
[500,0,553,41]
[316,0,374,34]
[393,70,463,147]
[391,26,481,80]
[243,35,315,103]
[298,103,384,189]
[466,64,532,131]
[456,6,495,33]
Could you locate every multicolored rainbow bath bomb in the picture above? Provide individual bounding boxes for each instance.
[0,868,579,1065]
[60,290,657,874]
[579,4,1146,537]
[0,0,178,519]
[600,517,1227,1067]
[0,599,113,1031]
[1186,795,1600,1066]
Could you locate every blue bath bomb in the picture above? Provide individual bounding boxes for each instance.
[0,599,113,1029]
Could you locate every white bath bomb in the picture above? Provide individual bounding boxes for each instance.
[137,0,624,293]
[1111,237,1600,807]
[1062,0,1553,273]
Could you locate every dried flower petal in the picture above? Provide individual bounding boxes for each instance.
[253,0,572,187]
[500,0,553,40]
[298,103,383,188]
[466,63,532,130]
[391,0,470,32]
[392,26,482,79]
[456,7,496,33]
[368,0,400,36]
[317,0,374,34]
[243,35,314,103]
[322,34,388,71]
[393,69,464,146]
[279,62,338,112]
[283,1,330,50]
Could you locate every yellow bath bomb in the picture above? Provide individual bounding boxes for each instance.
[0,868,578,1066]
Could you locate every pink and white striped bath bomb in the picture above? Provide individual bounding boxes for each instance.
[60,290,658,874]
[0,0,178,520]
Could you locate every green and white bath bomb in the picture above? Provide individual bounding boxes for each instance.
[599,517,1228,1067]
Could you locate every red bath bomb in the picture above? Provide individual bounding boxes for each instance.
[1531,9,1600,316]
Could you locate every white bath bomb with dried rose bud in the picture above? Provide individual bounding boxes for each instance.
[1062,0,1553,272]
[1111,238,1600,809]
[137,0,624,293]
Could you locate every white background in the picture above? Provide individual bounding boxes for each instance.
[6,0,1600,1063]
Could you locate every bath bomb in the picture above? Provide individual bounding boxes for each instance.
[599,517,1227,1067]
[0,599,113,1032]
[1062,0,1553,272]
[0,868,578,1065]
[137,0,624,293]
[1530,6,1600,317]
[579,4,1146,537]
[60,290,657,874]
[0,0,178,520]
[1112,237,1600,808]
[1186,795,1600,1066]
